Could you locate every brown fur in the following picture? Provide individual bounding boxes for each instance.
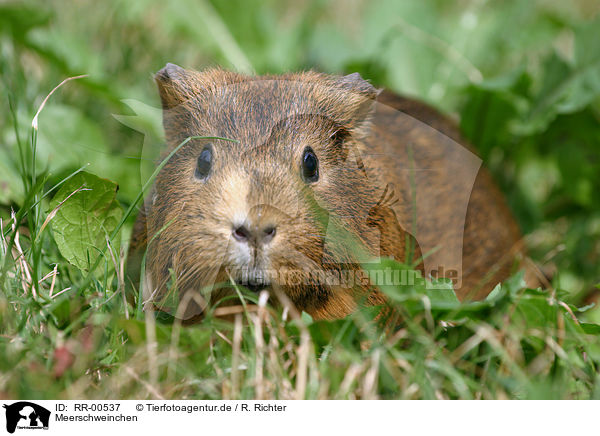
[127,64,537,321]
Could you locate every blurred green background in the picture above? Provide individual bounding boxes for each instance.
[1,0,599,309]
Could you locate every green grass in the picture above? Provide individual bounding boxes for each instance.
[1,0,600,399]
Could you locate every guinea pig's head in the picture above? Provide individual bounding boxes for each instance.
[145,64,385,320]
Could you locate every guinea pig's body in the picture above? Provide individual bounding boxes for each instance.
[127,64,537,321]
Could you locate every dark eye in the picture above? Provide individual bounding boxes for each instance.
[195,145,212,180]
[302,147,319,182]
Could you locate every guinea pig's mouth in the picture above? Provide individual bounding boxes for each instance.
[234,277,271,293]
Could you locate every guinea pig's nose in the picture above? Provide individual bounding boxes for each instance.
[232,224,277,245]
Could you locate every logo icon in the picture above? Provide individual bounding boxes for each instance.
[2,402,50,434]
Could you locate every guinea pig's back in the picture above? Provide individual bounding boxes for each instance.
[368,91,537,299]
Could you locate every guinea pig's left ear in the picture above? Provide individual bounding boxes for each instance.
[335,72,381,129]
[339,72,380,100]
[154,63,198,109]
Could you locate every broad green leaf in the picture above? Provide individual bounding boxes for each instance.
[425,278,460,309]
[580,323,600,335]
[485,283,504,302]
[48,171,123,272]
[301,311,314,326]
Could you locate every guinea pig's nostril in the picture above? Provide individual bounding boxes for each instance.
[233,224,276,244]
[262,225,276,242]
[233,225,250,242]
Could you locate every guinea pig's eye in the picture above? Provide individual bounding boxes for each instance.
[195,145,213,180]
[301,147,319,183]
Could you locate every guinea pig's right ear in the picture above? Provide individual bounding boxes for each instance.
[154,63,198,109]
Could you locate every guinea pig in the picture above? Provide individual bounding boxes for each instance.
[127,63,538,321]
